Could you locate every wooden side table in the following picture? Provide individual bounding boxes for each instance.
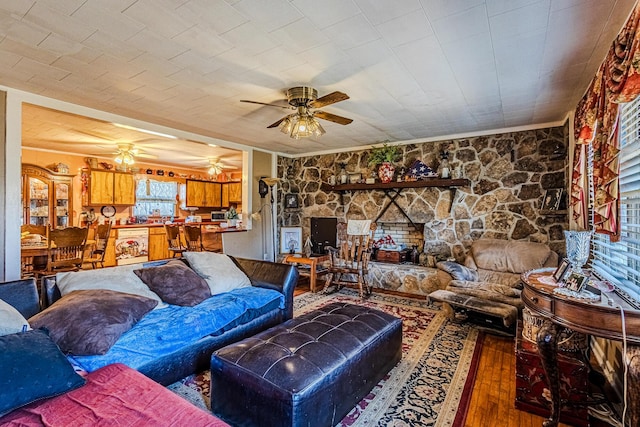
[521,268,640,427]
[282,254,329,292]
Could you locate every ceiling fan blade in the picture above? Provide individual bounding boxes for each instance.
[240,100,291,110]
[314,111,353,125]
[312,91,349,108]
[267,117,286,128]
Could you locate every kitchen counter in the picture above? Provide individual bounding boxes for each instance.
[110,222,246,233]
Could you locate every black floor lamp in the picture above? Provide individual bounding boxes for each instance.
[260,177,280,262]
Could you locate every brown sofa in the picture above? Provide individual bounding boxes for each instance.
[429,239,558,333]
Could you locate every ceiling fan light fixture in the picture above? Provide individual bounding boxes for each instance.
[114,146,135,165]
[279,116,294,135]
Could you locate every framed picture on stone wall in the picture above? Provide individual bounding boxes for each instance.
[542,188,563,210]
[281,227,302,254]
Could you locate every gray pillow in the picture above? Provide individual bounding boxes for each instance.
[134,260,211,306]
[436,261,479,282]
[56,264,164,308]
[29,290,157,355]
[184,252,251,295]
[0,298,31,336]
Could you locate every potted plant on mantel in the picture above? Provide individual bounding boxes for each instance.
[367,142,401,183]
[225,206,239,227]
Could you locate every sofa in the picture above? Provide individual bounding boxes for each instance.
[1,254,296,389]
[0,278,230,425]
[429,239,558,333]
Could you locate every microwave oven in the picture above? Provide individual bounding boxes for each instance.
[211,211,226,220]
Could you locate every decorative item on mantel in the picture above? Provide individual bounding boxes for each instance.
[404,159,437,180]
[367,141,401,183]
[338,163,349,184]
[439,151,450,178]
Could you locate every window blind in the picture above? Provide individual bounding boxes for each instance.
[591,97,640,305]
[133,179,178,217]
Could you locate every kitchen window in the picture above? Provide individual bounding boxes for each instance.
[591,96,640,305]
[133,179,178,217]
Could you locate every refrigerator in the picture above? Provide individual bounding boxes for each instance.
[115,227,149,265]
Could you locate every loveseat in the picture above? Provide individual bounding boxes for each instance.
[429,239,558,333]
[3,254,297,386]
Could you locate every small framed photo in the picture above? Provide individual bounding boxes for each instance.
[564,271,589,292]
[284,193,299,209]
[542,188,563,210]
[281,227,302,254]
[553,258,571,283]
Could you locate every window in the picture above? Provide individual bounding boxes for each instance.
[591,97,640,305]
[133,179,178,217]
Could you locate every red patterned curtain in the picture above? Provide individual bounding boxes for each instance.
[571,4,640,241]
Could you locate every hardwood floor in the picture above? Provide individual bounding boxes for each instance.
[464,333,563,427]
[293,282,609,426]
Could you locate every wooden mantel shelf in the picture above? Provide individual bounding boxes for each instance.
[320,178,471,229]
[320,178,470,192]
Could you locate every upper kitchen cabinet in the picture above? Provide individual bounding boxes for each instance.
[185,179,222,208]
[222,182,242,208]
[22,164,74,228]
[82,169,136,206]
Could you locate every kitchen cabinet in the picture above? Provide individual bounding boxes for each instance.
[83,169,136,206]
[185,179,222,208]
[222,182,242,208]
[22,164,74,228]
[148,227,170,261]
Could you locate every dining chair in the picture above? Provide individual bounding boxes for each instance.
[32,226,88,279]
[183,224,205,252]
[165,224,186,258]
[323,220,376,298]
[84,223,112,269]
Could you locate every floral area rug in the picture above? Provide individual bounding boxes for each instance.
[168,288,483,426]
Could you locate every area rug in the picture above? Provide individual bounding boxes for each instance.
[168,288,483,426]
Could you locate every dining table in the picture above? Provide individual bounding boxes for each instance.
[20,239,96,276]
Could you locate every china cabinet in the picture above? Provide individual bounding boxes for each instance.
[22,164,74,228]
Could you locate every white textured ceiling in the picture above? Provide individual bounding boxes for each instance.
[2,0,637,162]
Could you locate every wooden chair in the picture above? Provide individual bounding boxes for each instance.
[165,224,186,257]
[323,220,376,298]
[84,223,112,269]
[20,224,49,277]
[33,226,88,279]
[183,224,205,251]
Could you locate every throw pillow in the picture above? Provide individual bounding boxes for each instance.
[183,252,251,295]
[436,261,479,282]
[56,264,164,307]
[0,329,86,417]
[0,298,30,336]
[29,290,158,355]
[133,260,211,306]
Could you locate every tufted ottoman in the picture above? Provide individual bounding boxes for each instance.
[210,302,403,427]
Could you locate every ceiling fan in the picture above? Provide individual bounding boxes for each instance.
[241,86,353,139]
[110,143,157,165]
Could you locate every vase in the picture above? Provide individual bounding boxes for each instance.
[378,162,395,183]
[564,230,593,272]
[227,219,237,227]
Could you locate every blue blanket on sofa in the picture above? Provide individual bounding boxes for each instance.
[69,287,283,373]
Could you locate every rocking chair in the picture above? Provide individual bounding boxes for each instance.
[323,220,376,298]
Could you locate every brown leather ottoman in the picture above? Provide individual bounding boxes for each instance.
[210,302,402,427]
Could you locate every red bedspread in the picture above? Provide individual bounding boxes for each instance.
[1,363,228,426]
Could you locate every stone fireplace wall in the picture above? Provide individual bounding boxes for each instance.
[276,124,569,263]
